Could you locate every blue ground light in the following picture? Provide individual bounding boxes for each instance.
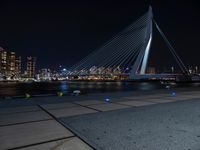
[171,92,176,96]
[104,97,110,102]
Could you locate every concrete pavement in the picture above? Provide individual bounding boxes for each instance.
[0,90,199,150]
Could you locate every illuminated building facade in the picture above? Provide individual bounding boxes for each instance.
[37,68,51,80]
[146,67,156,74]
[26,56,36,78]
[0,47,21,78]
[15,56,21,77]
[8,52,16,76]
[0,48,8,75]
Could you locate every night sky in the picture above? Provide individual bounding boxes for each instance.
[0,0,199,71]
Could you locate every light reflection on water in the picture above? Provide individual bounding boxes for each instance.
[0,81,199,97]
[138,82,156,91]
[60,81,68,94]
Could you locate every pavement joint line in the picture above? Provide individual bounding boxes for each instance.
[115,101,158,107]
[122,96,171,101]
[73,100,105,106]
[37,104,96,150]
[101,100,158,109]
[113,103,137,108]
[141,97,177,101]
[153,96,175,99]
[109,101,138,107]
[85,101,127,106]
[76,103,105,107]
[141,99,176,103]
[7,136,75,150]
[160,97,190,101]
[0,118,53,127]
[91,100,158,109]
[87,101,134,111]
[71,102,102,112]
[72,101,135,112]
[0,109,43,116]
[60,121,101,150]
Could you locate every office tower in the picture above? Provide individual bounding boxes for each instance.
[0,47,22,78]
[0,47,8,75]
[15,56,21,77]
[7,52,16,76]
[26,56,36,78]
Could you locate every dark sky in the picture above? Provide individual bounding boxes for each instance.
[0,0,199,71]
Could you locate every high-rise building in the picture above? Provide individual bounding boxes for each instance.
[15,56,21,77]
[38,68,51,80]
[26,56,36,78]
[7,52,16,76]
[0,47,21,78]
[0,48,3,75]
[0,47,8,75]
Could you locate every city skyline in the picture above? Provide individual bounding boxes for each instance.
[0,1,200,69]
[1,44,199,78]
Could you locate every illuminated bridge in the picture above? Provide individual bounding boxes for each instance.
[69,6,189,80]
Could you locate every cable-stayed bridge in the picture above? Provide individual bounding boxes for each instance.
[68,6,191,81]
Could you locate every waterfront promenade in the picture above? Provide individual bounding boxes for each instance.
[0,89,200,150]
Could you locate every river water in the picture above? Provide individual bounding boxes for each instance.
[0,81,200,97]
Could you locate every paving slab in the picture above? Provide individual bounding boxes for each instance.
[0,105,40,114]
[117,100,155,107]
[74,100,106,106]
[61,100,200,150]
[87,103,131,111]
[0,110,52,126]
[41,102,78,110]
[48,106,97,118]
[19,137,93,150]
[0,120,73,150]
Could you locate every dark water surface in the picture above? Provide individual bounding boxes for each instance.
[0,81,200,97]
